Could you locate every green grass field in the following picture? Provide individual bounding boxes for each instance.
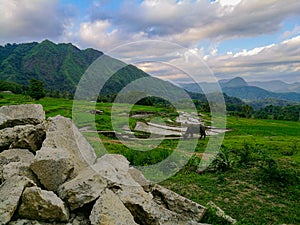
[1,93,299,225]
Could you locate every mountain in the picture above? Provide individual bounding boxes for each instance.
[181,77,300,104]
[248,80,300,93]
[220,77,248,88]
[221,86,300,102]
[0,40,102,92]
[0,40,152,94]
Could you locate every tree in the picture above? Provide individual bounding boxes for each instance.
[28,79,46,100]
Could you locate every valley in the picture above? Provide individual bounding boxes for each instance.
[0,92,299,225]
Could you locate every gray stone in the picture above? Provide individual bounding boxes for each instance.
[0,149,35,182]
[18,186,69,222]
[93,155,182,224]
[89,189,138,225]
[30,147,74,191]
[58,166,107,211]
[0,175,35,224]
[151,184,207,223]
[207,201,237,224]
[0,149,34,164]
[0,104,45,129]
[0,124,46,152]
[93,154,138,187]
[42,116,96,174]
[128,167,151,192]
[2,162,38,183]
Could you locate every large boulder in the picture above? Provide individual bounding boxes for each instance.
[93,154,140,187]
[30,147,74,191]
[2,162,38,184]
[18,186,69,222]
[0,175,35,224]
[89,189,138,225]
[58,166,107,211]
[0,149,34,164]
[0,104,45,129]
[128,167,151,192]
[0,149,35,183]
[151,185,207,223]
[42,116,96,174]
[0,124,46,152]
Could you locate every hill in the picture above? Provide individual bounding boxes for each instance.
[0,40,245,110]
[221,85,300,102]
[182,77,300,103]
[249,80,300,93]
[0,40,102,92]
[0,40,152,94]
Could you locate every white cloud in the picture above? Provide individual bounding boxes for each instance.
[217,0,242,6]
[0,0,69,44]
[86,0,300,48]
[206,35,300,82]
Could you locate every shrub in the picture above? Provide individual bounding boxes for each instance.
[207,147,234,173]
[257,150,300,185]
[182,155,201,174]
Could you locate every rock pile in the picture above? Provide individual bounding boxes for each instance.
[0,104,209,225]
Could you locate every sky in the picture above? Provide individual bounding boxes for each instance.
[0,0,300,83]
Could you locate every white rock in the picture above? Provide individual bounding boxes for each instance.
[151,185,207,222]
[18,186,69,222]
[0,124,46,152]
[58,166,107,211]
[42,116,96,174]
[0,175,35,224]
[2,162,37,183]
[89,189,138,225]
[30,147,74,191]
[0,104,45,129]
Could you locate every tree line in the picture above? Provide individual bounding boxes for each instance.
[1,79,299,122]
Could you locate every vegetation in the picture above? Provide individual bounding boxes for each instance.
[28,78,46,100]
[254,104,300,121]
[0,93,299,224]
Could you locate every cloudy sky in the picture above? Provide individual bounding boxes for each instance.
[1,0,300,83]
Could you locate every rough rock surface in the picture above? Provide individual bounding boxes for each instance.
[0,104,45,129]
[30,147,74,191]
[0,149,35,183]
[0,104,217,225]
[93,154,140,187]
[0,175,35,224]
[89,189,138,225]
[42,116,96,174]
[18,186,69,222]
[2,162,37,183]
[58,166,107,211]
[0,124,46,152]
[151,184,207,222]
[128,167,151,191]
[0,148,34,164]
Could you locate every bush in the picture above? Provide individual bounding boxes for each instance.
[257,150,300,185]
[181,155,201,174]
[28,79,45,100]
[207,147,234,173]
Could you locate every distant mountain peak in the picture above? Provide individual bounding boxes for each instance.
[222,77,248,88]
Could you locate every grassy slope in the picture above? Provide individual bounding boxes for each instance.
[1,93,299,225]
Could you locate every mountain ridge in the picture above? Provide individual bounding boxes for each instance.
[182,77,300,103]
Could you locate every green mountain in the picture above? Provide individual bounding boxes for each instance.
[0,40,246,112]
[221,86,300,102]
[0,40,103,92]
